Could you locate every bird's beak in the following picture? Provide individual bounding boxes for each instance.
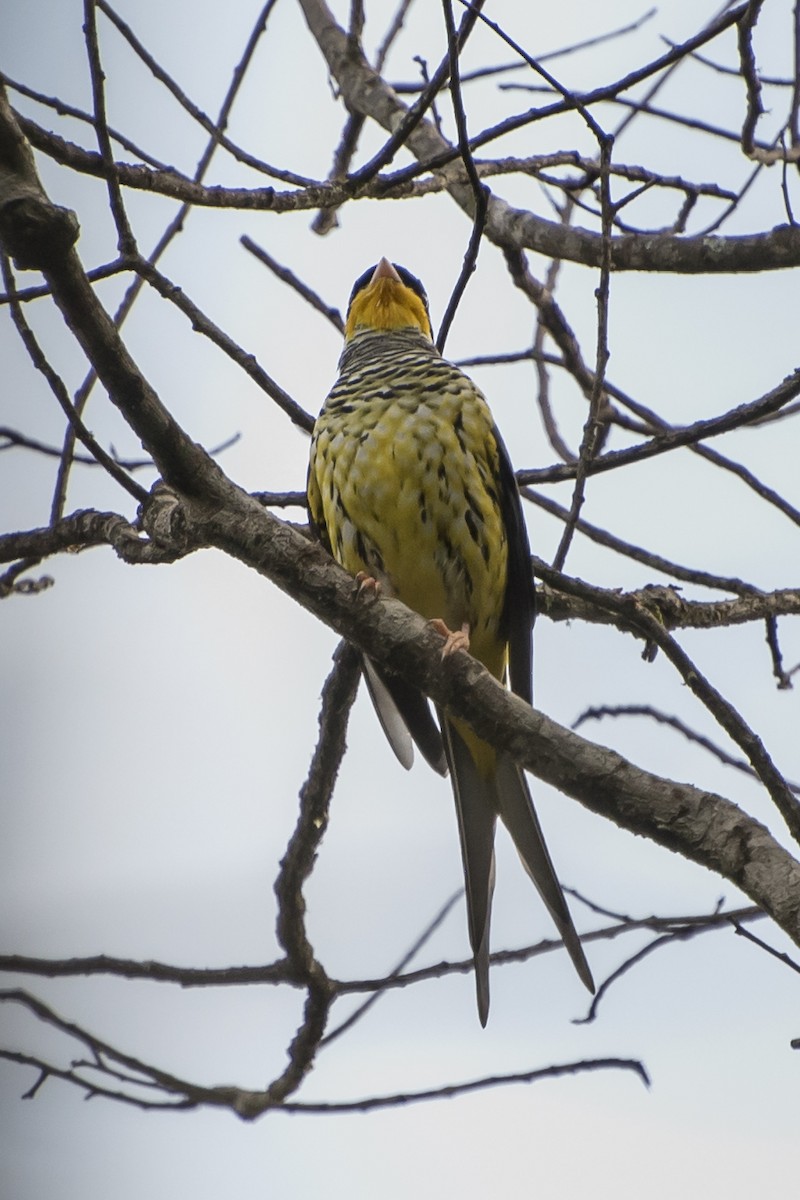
[370,257,402,285]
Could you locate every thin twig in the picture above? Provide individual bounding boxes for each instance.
[241,237,344,332]
[0,252,147,504]
[95,0,310,186]
[517,369,800,490]
[552,129,613,571]
[311,0,416,234]
[279,1058,650,1112]
[347,0,486,190]
[83,0,137,255]
[49,0,281,524]
[738,0,767,156]
[436,0,488,352]
[573,705,800,794]
[731,919,800,974]
[321,890,463,1046]
[523,488,761,596]
[132,256,314,432]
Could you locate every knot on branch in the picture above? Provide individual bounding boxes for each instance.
[138,482,206,557]
[0,194,79,271]
[93,512,177,565]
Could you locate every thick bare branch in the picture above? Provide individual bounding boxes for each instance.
[298,0,800,273]
[2,96,799,953]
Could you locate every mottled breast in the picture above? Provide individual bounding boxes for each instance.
[308,331,509,679]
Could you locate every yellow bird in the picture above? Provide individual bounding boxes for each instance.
[307,258,593,1023]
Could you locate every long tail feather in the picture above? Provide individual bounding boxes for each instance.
[494,753,595,994]
[363,657,447,775]
[441,719,497,1026]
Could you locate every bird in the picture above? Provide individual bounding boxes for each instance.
[307,257,594,1024]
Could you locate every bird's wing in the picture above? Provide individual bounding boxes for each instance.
[494,752,595,993]
[491,425,594,994]
[440,716,497,1026]
[363,657,447,775]
[306,454,332,553]
[492,424,535,705]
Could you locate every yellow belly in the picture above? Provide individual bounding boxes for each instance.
[311,384,509,683]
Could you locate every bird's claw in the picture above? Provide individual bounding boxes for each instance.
[354,571,381,602]
[429,619,471,658]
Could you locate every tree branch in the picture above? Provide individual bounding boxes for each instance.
[3,94,799,949]
[298,0,800,273]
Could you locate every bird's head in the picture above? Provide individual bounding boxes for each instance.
[345,258,433,342]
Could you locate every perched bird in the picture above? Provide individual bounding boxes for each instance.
[307,258,593,1023]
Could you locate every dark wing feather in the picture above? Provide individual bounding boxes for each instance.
[491,429,594,995]
[492,425,534,705]
[306,459,332,554]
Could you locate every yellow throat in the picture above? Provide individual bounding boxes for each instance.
[345,257,433,340]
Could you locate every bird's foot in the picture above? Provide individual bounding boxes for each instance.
[429,619,471,658]
[354,571,381,602]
